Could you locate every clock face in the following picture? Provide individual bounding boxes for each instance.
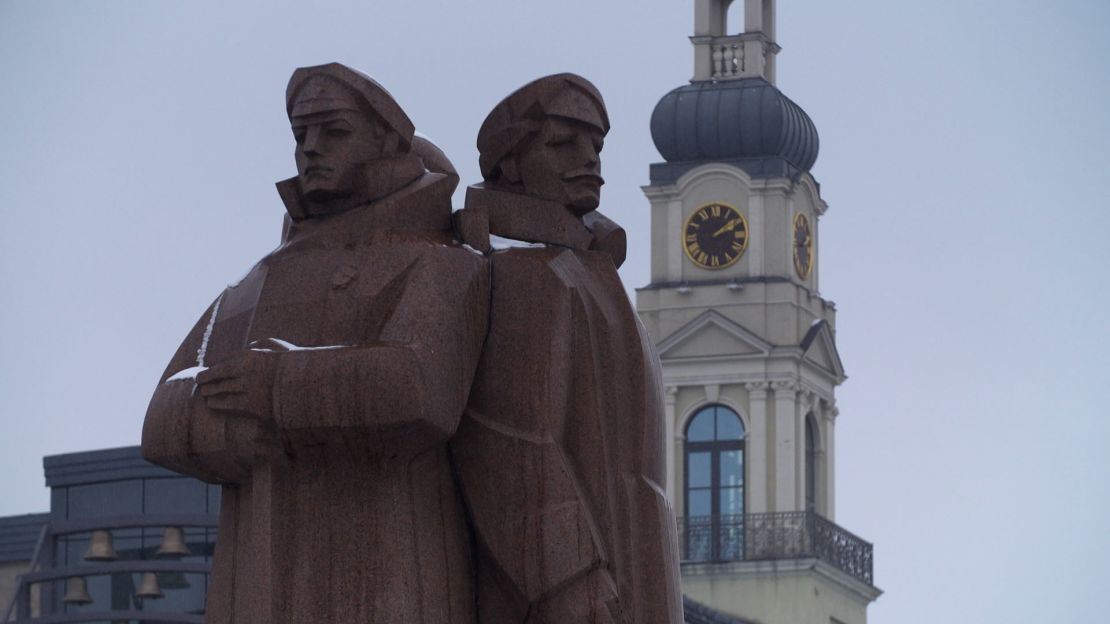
[793,212,813,279]
[682,203,749,270]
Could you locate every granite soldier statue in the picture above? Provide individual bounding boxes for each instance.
[143,63,487,624]
[144,64,682,624]
[451,74,684,624]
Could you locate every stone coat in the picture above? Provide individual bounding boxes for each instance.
[450,186,684,624]
[143,172,488,624]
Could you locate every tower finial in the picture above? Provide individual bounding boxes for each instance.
[690,0,780,84]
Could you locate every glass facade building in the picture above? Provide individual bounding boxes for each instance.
[1,447,219,623]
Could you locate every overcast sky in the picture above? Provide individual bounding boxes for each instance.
[2,1,1108,622]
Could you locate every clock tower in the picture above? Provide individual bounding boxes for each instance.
[635,1,881,622]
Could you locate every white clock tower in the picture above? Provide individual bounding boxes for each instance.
[636,2,881,623]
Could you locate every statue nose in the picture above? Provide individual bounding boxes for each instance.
[582,151,599,173]
[303,126,323,155]
[578,138,599,168]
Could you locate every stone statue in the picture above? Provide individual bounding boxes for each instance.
[451,74,684,624]
[142,63,487,623]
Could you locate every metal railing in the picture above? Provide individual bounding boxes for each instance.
[677,511,874,585]
[2,515,217,623]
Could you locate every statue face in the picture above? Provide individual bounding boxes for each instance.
[291,91,395,202]
[515,116,604,215]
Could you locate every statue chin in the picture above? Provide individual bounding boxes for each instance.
[300,187,355,218]
[302,186,348,203]
[568,198,599,217]
[297,154,425,218]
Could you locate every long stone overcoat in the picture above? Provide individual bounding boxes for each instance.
[450,186,684,624]
[143,172,488,624]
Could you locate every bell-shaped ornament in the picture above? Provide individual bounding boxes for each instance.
[62,576,93,605]
[154,527,191,558]
[84,529,118,561]
[136,572,164,599]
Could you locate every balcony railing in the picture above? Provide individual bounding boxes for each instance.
[677,511,874,585]
[705,35,746,80]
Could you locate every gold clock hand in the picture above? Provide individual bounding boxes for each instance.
[712,218,741,237]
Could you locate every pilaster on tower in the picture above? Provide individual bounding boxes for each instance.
[691,0,780,83]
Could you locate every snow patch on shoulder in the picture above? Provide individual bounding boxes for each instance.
[166,366,207,382]
[489,234,546,250]
[227,262,260,288]
[249,338,348,352]
[437,242,487,256]
[196,294,223,367]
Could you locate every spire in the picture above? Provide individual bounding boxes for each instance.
[690,0,781,84]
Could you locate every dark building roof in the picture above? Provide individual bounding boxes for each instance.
[649,78,819,184]
[0,513,49,563]
[683,595,758,624]
[43,445,178,487]
[2,446,189,563]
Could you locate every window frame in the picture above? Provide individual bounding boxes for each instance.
[683,404,747,561]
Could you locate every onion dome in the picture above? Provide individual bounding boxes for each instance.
[649,77,819,182]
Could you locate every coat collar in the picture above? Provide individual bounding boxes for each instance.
[460,184,594,250]
[277,171,455,247]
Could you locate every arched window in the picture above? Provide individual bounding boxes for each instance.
[725,0,743,35]
[684,404,745,561]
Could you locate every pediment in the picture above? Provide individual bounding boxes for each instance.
[801,320,846,381]
[657,310,771,360]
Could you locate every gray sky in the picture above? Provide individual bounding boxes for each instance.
[2,1,1108,621]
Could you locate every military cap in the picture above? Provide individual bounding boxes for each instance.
[477,73,610,180]
[286,62,415,150]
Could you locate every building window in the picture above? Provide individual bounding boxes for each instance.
[684,404,745,561]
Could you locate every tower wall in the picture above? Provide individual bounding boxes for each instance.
[635,3,878,621]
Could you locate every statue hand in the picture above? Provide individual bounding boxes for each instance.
[195,350,278,420]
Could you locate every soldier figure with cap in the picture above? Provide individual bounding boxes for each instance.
[142,63,488,624]
[451,74,684,624]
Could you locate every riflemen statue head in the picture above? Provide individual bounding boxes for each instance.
[477,74,610,216]
[283,63,420,218]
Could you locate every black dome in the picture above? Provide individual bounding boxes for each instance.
[650,78,819,174]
